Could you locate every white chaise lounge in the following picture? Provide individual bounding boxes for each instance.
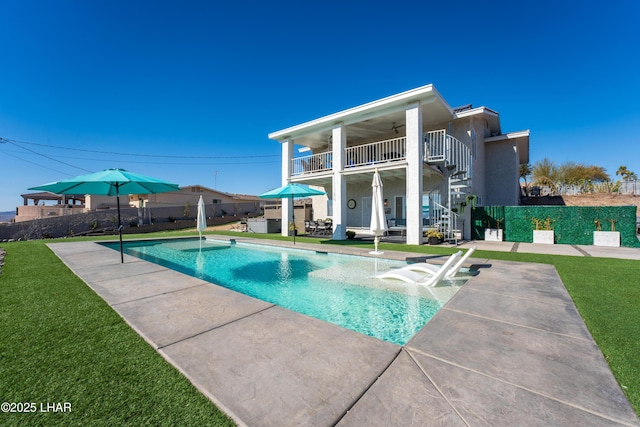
[404,246,477,278]
[376,251,462,287]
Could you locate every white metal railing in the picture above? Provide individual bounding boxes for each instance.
[344,137,406,168]
[424,131,471,175]
[291,151,333,176]
[428,198,463,240]
[424,130,447,162]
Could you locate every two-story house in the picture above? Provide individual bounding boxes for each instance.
[268,84,529,245]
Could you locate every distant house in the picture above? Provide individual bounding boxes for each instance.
[268,84,530,244]
[127,185,263,217]
[14,192,85,222]
[15,185,262,222]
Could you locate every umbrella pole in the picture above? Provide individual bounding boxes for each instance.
[116,185,123,263]
[292,196,296,244]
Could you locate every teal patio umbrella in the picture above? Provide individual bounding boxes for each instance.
[259,183,326,243]
[29,168,180,263]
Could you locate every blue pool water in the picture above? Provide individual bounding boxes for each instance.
[105,238,467,345]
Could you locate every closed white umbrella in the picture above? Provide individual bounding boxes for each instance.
[196,195,207,241]
[369,169,387,255]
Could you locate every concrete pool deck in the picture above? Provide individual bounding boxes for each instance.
[47,238,640,426]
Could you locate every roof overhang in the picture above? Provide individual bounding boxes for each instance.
[455,106,501,135]
[485,130,530,164]
[268,85,455,148]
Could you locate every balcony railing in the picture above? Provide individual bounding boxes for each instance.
[344,136,406,168]
[424,130,447,162]
[424,130,471,178]
[290,131,468,176]
[291,151,333,176]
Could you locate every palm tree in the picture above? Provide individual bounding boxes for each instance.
[520,163,532,187]
[616,165,637,181]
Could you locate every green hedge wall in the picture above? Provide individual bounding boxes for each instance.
[471,205,640,247]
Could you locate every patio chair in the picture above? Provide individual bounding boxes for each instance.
[324,218,333,235]
[316,220,328,235]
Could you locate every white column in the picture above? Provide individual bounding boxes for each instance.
[332,124,346,240]
[281,139,293,237]
[405,102,423,245]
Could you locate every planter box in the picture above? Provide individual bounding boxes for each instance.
[593,231,620,247]
[533,230,554,244]
[484,228,503,241]
[427,237,443,245]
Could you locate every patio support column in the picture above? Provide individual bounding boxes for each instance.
[332,123,346,240]
[405,101,423,245]
[281,138,294,237]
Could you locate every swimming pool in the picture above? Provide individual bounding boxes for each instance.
[105,238,468,345]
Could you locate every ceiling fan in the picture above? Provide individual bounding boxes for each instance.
[391,122,405,134]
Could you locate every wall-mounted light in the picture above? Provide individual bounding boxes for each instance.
[384,198,388,207]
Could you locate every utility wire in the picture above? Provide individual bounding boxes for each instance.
[2,139,93,173]
[1,137,279,159]
[0,146,280,165]
[0,150,74,176]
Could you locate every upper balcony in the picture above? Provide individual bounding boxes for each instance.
[290,130,465,177]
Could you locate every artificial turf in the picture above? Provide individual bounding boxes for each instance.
[0,241,235,426]
[1,232,639,420]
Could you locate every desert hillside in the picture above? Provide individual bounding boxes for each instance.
[522,194,640,216]
[561,194,640,216]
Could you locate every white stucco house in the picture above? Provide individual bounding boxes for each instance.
[268,84,529,245]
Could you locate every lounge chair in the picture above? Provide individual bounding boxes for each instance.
[376,251,462,287]
[405,246,476,278]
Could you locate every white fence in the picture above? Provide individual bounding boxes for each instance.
[620,180,640,195]
[531,180,640,196]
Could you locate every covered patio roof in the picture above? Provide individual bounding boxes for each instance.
[268,85,454,149]
[268,84,504,150]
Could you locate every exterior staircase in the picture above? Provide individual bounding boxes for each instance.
[424,130,473,241]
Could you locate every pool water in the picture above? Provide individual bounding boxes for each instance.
[106,238,467,345]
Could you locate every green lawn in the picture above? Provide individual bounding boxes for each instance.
[1,231,638,424]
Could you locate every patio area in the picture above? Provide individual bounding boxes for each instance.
[47,238,639,426]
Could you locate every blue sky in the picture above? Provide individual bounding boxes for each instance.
[1,0,639,212]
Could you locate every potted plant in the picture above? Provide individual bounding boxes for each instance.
[593,218,620,247]
[425,229,444,245]
[346,230,356,240]
[288,221,297,236]
[532,217,554,244]
[484,218,503,241]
